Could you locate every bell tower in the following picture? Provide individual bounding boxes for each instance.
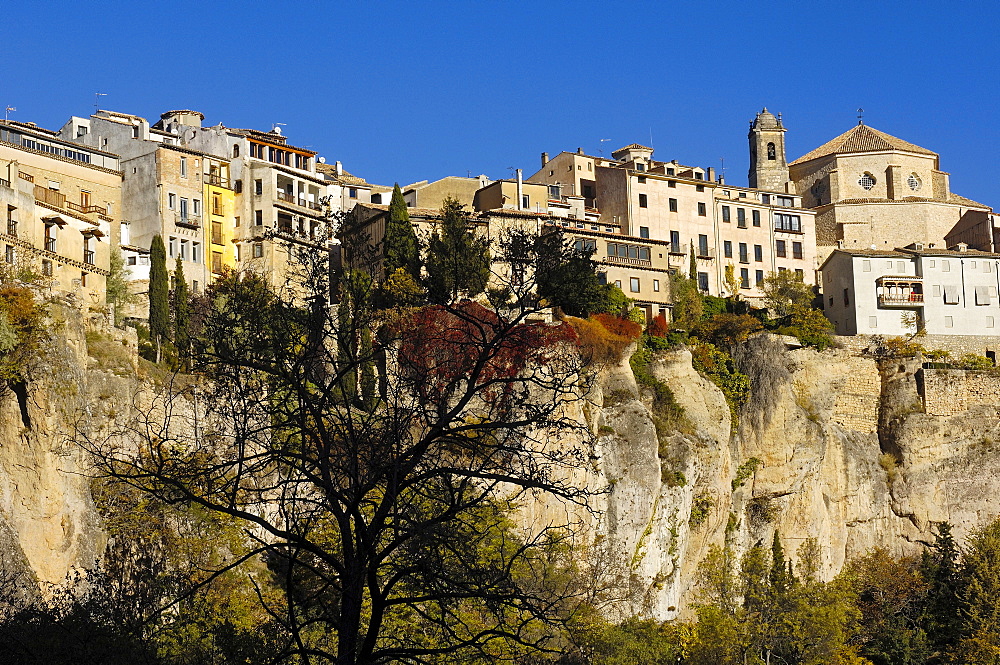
[748,108,790,192]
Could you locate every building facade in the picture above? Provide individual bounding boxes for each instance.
[822,244,1000,337]
[0,120,122,302]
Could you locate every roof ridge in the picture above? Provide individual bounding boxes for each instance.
[791,124,937,165]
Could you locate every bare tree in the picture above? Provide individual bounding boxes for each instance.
[80,229,599,665]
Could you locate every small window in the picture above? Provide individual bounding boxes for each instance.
[635,163,646,172]
[740,268,750,289]
[349,188,358,198]
[739,242,748,263]
[667,180,676,188]
[724,240,733,258]
[752,210,761,227]
[653,279,660,292]
[696,185,705,192]
[638,194,648,208]
[668,198,678,212]
[722,206,731,223]
[254,180,263,195]
[697,202,706,216]
[761,194,770,204]
[737,208,746,227]
[42,259,52,276]
[255,210,263,225]
[945,316,954,328]
[697,272,709,292]
[755,269,763,285]
[767,142,776,160]
[795,268,803,279]
[180,157,187,177]
[630,278,640,293]
[637,176,646,183]
[252,242,263,258]
[754,244,763,262]
[193,199,201,215]
[869,316,878,328]
[858,172,876,190]
[233,144,240,158]
[639,226,649,239]
[168,193,176,209]
[168,237,177,258]
[793,242,803,259]
[988,317,995,328]
[234,180,243,193]
[863,260,871,272]
[776,240,786,258]
[179,239,188,260]
[843,288,850,306]
[943,260,951,272]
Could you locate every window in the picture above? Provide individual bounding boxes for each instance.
[989,317,995,328]
[697,202,706,216]
[4,245,13,264]
[666,168,675,175]
[975,286,997,305]
[737,208,746,227]
[168,193,176,209]
[193,199,201,215]
[943,260,951,272]
[908,173,921,191]
[42,259,52,276]
[761,194,770,204]
[349,188,358,198]
[635,163,646,172]
[869,316,878,328]
[180,157,187,177]
[777,196,794,207]
[755,269,763,285]
[44,223,56,252]
[168,237,177,258]
[178,239,187,260]
[637,176,646,183]
[792,241,803,259]
[754,244,763,262]
[254,179,263,195]
[694,172,703,180]
[252,242,263,258]
[767,142,776,160]
[630,278,640,293]
[614,280,622,289]
[697,272,709,292]
[80,271,87,287]
[858,172,876,190]
[943,285,961,304]
[639,226,649,239]
[192,242,201,263]
[638,194,648,208]
[668,198,678,212]
[696,185,705,192]
[776,240,786,257]
[212,251,223,275]
[192,280,198,293]
[724,240,733,258]
[80,190,91,208]
[233,144,240,158]
[179,198,189,220]
[863,260,871,272]
[794,268,804,279]
[739,242,748,263]
[234,180,243,193]
[722,206,731,222]
[945,316,954,328]
[752,209,761,227]
[255,210,263,225]
[607,242,650,261]
[6,208,16,237]
[775,214,801,231]
[740,268,750,288]
[653,279,660,292]
[667,180,676,188]
[698,234,709,256]
[843,288,850,306]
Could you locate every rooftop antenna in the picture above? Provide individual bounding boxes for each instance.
[94,92,107,113]
[3,106,15,122]
[649,127,654,147]
[599,138,611,155]
[272,122,287,133]
[719,156,726,181]
[857,108,864,125]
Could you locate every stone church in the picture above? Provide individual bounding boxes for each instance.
[748,109,994,262]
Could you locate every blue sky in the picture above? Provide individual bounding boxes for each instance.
[4,0,998,205]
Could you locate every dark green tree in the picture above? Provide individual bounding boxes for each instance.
[689,243,698,280]
[383,183,419,280]
[147,234,169,359]
[921,522,963,656]
[106,246,134,327]
[424,197,490,304]
[172,256,191,362]
[534,230,610,317]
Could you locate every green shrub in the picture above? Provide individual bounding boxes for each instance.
[732,457,762,491]
[690,341,750,427]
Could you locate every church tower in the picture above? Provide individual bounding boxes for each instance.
[748,108,790,192]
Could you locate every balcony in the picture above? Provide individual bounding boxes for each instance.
[66,201,107,216]
[0,178,9,188]
[44,238,56,252]
[878,293,924,307]
[277,190,322,211]
[876,277,923,307]
[667,242,689,255]
[175,213,201,229]
[18,172,33,183]
[606,254,652,267]
[696,246,716,259]
[204,173,231,188]
[34,185,65,208]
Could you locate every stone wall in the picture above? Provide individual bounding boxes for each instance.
[835,333,1000,359]
[922,367,1000,416]
[831,356,881,432]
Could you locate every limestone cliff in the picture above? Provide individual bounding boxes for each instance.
[3,308,1000,622]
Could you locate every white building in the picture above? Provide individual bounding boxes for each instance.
[821,243,1000,337]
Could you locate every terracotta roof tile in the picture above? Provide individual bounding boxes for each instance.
[791,124,937,165]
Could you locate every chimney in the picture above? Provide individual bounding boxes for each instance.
[958,242,969,252]
[541,152,549,167]
[707,167,716,182]
[516,169,523,211]
[577,147,584,155]
[335,160,343,176]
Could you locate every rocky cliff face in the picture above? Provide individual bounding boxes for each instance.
[3,310,1000,621]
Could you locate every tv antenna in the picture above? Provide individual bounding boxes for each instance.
[271,122,287,134]
[720,157,726,181]
[599,138,612,155]
[94,92,107,113]
[3,106,15,122]
[857,108,864,125]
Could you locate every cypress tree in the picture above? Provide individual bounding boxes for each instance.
[383,184,419,279]
[424,197,490,304]
[172,255,191,363]
[689,243,698,281]
[148,235,170,355]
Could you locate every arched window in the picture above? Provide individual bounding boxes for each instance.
[232,144,240,158]
[767,142,776,160]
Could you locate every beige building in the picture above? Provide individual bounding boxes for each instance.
[404,175,491,210]
[0,120,121,303]
[788,121,992,261]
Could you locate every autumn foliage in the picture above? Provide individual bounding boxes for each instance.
[566,313,643,366]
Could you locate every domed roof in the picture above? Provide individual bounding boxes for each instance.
[751,107,782,130]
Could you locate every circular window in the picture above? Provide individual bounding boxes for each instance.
[908,173,921,191]
[858,173,876,190]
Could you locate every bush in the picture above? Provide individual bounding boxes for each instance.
[691,341,750,426]
[956,353,994,371]
[775,304,835,350]
[647,313,668,339]
[593,313,643,340]
[567,314,641,366]
[695,313,763,348]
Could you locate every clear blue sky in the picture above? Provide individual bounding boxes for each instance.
[4,0,998,206]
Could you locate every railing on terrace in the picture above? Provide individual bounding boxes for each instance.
[606,254,652,267]
[34,185,65,208]
[204,173,231,188]
[878,293,924,306]
[175,213,201,229]
[0,178,10,188]
[18,172,33,183]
